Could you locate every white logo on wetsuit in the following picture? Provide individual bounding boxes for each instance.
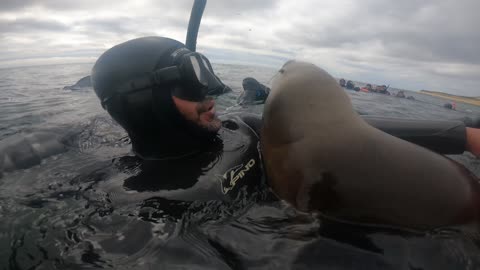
[218,159,256,194]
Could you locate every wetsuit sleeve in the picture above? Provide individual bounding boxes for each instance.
[363,116,466,154]
[462,116,480,128]
[239,113,467,155]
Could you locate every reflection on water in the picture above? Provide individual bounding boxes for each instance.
[1,63,480,269]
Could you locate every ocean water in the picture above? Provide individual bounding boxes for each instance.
[0,62,480,269]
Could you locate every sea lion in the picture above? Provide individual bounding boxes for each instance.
[261,61,479,230]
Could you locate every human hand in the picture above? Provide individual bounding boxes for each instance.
[466,127,480,158]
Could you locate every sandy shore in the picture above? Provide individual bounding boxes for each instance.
[419,90,480,106]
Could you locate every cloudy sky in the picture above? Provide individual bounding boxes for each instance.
[1,0,479,96]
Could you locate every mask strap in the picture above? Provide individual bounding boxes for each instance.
[171,48,192,64]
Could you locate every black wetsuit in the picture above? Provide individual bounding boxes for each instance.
[115,113,264,204]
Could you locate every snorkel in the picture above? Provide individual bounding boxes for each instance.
[186,0,207,52]
[98,0,226,107]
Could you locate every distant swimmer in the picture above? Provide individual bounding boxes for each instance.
[261,60,480,230]
[374,84,389,95]
[339,78,346,87]
[444,102,457,110]
[237,77,270,105]
[346,80,355,90]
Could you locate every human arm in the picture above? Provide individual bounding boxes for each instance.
[362,117,467,154]
[364,116,480,157]
[466,127,480,158]
[242,114,469,155]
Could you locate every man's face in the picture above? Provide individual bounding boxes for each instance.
[172,95,222,133]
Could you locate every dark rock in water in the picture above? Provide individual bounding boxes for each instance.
[406,96,415,100]
[63,75,92,90]
[444,103,453,109]
[238,77,270,105]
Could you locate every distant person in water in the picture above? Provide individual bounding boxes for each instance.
[339,78,346,87]
[237,77,270,105]
[444,103,452,109]
[445,101,457,110]
[346,80,355,90]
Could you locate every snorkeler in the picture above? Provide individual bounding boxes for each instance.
[91,36,263,200]
[237,77,270,105]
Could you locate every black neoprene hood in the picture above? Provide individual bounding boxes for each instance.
[91,36,218,160]
[92,36,185,105]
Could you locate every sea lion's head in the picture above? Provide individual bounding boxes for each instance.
[261,61,356,210]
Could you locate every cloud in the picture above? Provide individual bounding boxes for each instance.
[0,0,36,11]
[0,0,479,96]
[0,0,129,12]
[79,18,137,35]
[0,18,70,33]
